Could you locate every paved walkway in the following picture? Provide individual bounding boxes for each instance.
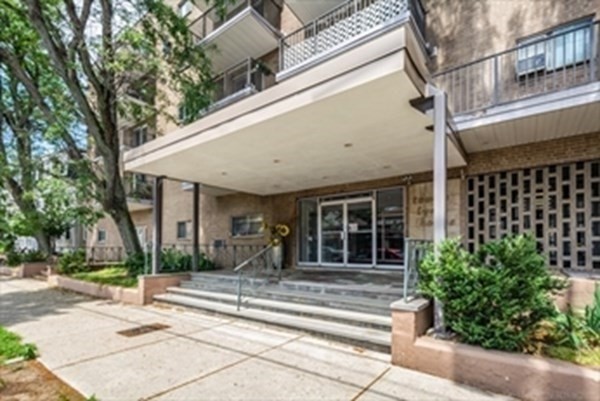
[0,278,512,401]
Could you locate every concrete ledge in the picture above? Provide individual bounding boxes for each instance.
[0,262,50,278]
[391,298,600,401]
[138,273,191,305]
[0,266,14,276]
[48,275,141,305]
[47,272,191,306]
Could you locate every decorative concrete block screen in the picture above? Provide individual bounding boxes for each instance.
[466,159,600,270]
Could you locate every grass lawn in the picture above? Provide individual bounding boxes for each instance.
[71,267,138,288]
[544,345,600,367]
[0,326,36,363]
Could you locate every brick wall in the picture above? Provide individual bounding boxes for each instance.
[425,0,600,73]
[467,131,600,176]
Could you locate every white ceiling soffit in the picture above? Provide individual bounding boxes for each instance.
[202,8,280,72]
[126,71,465,195]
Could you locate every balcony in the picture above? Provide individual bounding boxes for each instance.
[189,0,281,71]
[125,173,153,212]
[435,20,600,153]
[207,57,273,113]
[279,0,426,79]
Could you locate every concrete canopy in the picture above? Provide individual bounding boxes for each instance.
[125,27,466,196]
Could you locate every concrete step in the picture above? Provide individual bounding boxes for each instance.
[179,280,392,316]
[154,292,391,352]
[189,273,403,301]
[166,286,392,330]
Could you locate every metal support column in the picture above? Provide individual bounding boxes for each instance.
[192,183,201,272]
[433,90,448,335]
[152,176,164,275]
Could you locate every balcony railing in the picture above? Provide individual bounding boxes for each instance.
[206,57,271,113]
[125,173,153,202]
[435,21,600,116]
[189,0,281,42]
[279,0,425,73]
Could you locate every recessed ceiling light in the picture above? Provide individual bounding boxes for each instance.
[322,176,328,180]
[344,143,353,148]
[383,165,391,170]
[273,159,281,164]
[273,184,281,188]
[221,171,227,176]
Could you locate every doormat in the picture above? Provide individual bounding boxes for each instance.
[117,323,170,337]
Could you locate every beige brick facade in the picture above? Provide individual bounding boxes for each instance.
[91,1,600,271]
[425,0,600,73]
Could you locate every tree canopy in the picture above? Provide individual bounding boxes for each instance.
[0,0,227,254]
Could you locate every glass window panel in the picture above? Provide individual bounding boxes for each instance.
[377,188,404,265]
[231,214,264,237]
[298,199,318,263]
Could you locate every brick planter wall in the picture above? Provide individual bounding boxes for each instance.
[47,272,191,305]
[48,275,140,304]
[0,262,51,278]
[391,298,600,401]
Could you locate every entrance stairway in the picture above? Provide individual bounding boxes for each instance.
[154,271,405,352]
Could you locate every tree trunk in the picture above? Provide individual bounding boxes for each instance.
[33,231,52,255]
[110,205,143,256]
[106,170,142,256]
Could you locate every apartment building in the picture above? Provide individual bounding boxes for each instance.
[88,0,600,274]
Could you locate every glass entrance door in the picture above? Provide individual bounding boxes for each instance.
[320,203,345,264]
[319,198,374,267]
[346,200,374,265]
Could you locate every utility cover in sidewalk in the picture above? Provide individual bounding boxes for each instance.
[117,323,170,337]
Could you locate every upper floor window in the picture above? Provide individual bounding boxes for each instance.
[517,19,593,75]
[133,125,148,147]
[97,229,107,243]
[179,0,192,18]
[231,214,264,237]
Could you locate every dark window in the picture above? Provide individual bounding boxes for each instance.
[177,221,188,239]
[231,215,264,237]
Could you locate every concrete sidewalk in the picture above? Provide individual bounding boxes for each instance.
[0,277,512,401]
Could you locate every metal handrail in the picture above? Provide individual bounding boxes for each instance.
[235,244,275,310]
[434,20,599,115]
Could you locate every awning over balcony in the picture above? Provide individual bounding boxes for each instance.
[124,25,464,195]
[285,0,346,22]
[190,5,280,72]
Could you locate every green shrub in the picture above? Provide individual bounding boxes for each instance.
[21,250,47,263]
[124,252,150,277]
[57,250,89,275]
[5,249,47,266]
[6,251,22,267]
[584,285,600,334]
[419,235,566,352]
[552,286,600,350]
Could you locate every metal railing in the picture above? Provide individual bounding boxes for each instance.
[124,173,153,201]
[435,21,600,115]
[161,242,269,270]
[234,244,276,310]
[189,0,280,42]
[279,0,425,73]
[55,246,125,264]
[208,57,270,112]
[402,239,432,302]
